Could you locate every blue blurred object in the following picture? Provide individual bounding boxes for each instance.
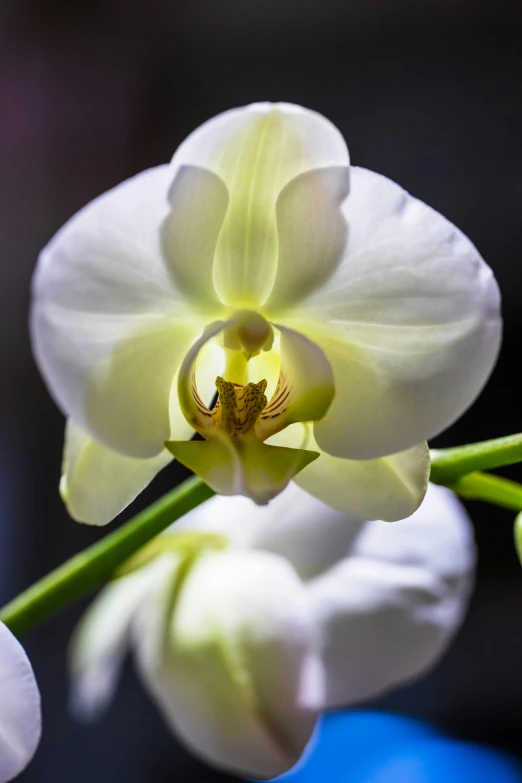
[258,711,522,783]
[352,737,522,783]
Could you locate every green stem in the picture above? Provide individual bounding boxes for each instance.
[430,433,522,483]
[443,471,522,512]
[0,476,214,638]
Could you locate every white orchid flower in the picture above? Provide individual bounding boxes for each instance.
[0,622,41,782]
[32,103,501,525]
[70,482,475,779]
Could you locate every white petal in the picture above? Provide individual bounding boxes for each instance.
[167,436,318,506]
[59,337,221,526]
[161,165,228,309]
[0,622,41,782]
[291,166,501,459]
[34,166,185,317]
[135,549,320,779]
[266,166,349,310]
[174,482,367,582]
[60,420,174,526]
[270,424,430,522]
[256,324,334,441]
[307,483,476,709]
[31,165,207,457]
[172,103,349,306]
[175,319,228,435]
[69,556,177,720]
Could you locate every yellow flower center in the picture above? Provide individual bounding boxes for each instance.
[214,377,268,441]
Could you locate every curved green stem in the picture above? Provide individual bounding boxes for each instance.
[443,471,522,512]
[0,476,214,638]
[430,433,522,484]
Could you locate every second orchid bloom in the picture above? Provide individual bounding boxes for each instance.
[31,103,501,525]
[70,483,476,779]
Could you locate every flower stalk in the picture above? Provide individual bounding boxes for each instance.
[430,433,522,483]
[0,476,214,638]
[442,471,522,511]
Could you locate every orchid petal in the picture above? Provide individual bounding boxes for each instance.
[135,549,321,779]
[174,482,365,581]
[0,622,41,782]
[266,166,349,310]
[269,424,430,522]
[83,318,198,457]
[59,334,222,526]
[307,483,476,709]
[290,166,501,460]
[31,165,208,457]
[69,556,178,720]
[175,320,227,435]
[60,420,173,526]
[161,165,228,310]
[171,103,349,306]
[255,325,334,441]
[165,437,318,505]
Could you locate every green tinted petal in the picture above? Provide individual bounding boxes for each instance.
[267,166,349,310]
[256,323,334,441]
[161,165,228,311]
[165,437,318,505]
[269,424,430,522]
[171,103,349,307]
[61,420,173,526]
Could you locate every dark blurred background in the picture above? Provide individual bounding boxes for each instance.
[1,1,521,780]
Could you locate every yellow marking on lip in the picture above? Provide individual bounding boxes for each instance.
[215,376,268,440]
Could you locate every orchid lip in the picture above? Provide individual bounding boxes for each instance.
[178,311,285,444]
